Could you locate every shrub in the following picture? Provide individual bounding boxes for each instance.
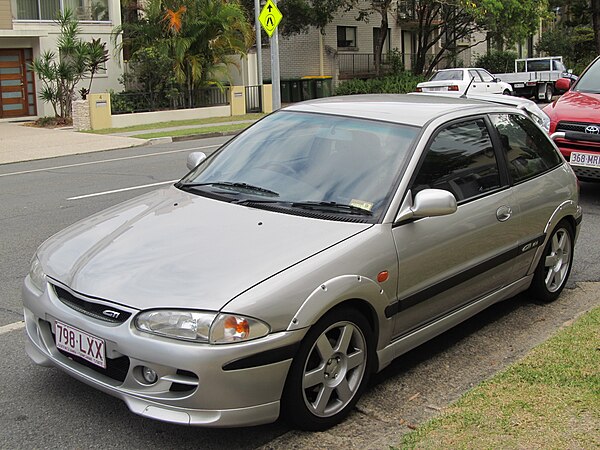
[335,73,426,96]
[474,50,518,74]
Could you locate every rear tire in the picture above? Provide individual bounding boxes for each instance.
[281,306,374,431]
[544,84,554,102]
[528,220,574,303]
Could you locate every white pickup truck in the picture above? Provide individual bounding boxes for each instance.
[494,56,573,102]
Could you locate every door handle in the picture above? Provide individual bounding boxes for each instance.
[496,205,512,222]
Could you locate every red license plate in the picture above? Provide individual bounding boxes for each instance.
[55,321,106,368]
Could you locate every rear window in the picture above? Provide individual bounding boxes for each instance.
[430,70,463,81]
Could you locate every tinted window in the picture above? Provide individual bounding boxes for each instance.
[490,114,562,183]
[574,57,600,93]
[412,119,500,202]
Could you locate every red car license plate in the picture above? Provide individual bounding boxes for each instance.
[55,321,106,368]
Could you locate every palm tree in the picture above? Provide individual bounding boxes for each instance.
[115,0,253,106]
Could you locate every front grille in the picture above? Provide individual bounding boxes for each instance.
[573,166,600,180]
[556,121,600,133]
[52,284,131,324]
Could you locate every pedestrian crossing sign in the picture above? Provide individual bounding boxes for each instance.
[259,0,283,37]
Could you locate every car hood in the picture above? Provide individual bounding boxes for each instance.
[545,90,600,122]
[39,186,371,311]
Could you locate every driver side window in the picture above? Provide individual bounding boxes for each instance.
[412,118,501,202]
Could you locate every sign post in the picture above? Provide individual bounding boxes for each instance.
[258,0,282,110]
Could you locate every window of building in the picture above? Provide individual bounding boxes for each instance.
[489,114,562,183]
[337,26,357,49]
[11,0,110,21]
[412,119,501,202]
[373,28,391,54]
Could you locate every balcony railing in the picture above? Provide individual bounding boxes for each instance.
[338,53,391,78]
[338,52,443,78]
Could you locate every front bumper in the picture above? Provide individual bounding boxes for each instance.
[22,277,307,427]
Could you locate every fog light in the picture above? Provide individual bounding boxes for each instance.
[142,366,158,384]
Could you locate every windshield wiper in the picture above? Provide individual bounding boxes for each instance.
[291,201,373,216]
[178,181,279,197]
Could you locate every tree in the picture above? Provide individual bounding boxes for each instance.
[351,0,546,76]
[115,0,253,105]
[239,0,356,36]
[31,9,111,118]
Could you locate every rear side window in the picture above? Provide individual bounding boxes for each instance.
[489,114,562,183]
[412,118,501,202]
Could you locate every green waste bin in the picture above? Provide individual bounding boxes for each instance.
[314,77,333,98]
[280,80,291,103]
[289,79,302,102]
[300,78,316,101]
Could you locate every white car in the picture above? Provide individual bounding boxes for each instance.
[417,68,513,95]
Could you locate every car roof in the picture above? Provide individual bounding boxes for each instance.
[283,94,495,127]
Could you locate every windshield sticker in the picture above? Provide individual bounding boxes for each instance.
[350,199,374,212]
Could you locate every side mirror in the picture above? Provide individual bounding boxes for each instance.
[395,188,457,223]
[568,69,573,74]
[555,77,571,92]
[186,151,207,171]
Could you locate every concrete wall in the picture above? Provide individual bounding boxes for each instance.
[110,105,231,129]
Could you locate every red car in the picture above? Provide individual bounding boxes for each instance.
[544,55,600,181]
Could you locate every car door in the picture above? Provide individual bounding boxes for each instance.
[488,113,568,280]
[391,117,521,337]
[478,69,502,94]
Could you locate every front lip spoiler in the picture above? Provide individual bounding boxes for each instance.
[222,342,301,371]
[24,324,283,427]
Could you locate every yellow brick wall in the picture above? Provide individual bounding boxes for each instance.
[0,0,12,30]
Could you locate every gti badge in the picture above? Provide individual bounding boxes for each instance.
[585,125,600,134]
[102,309,121,319]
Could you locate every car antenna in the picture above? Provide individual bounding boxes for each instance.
[461,77,475,98]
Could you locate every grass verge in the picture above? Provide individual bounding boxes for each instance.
[399,306,600,449]
[87,113,265,135]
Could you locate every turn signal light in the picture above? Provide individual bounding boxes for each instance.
[377,271,389,283]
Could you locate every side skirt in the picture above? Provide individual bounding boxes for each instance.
[376,275,533,372]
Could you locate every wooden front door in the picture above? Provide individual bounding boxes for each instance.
[0,49,31,118]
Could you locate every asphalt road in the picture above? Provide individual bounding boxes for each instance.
[1,137,599,449]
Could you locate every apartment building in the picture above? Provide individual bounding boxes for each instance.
[0,0,123,119]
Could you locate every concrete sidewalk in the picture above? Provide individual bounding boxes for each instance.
[0,121,147,165]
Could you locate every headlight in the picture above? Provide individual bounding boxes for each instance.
[135,310,216,342]
[29,255,46,292]
[210,313,270,344]
[531,109,551,132]
[135,310,270,344]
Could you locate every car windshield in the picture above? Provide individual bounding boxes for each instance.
[178,111,419,219]
[430,70,463,81]
[574,58,600,93]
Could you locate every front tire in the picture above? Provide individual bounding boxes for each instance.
[503,89,511,95]
[528,220,574,303]
[281,307,374,430]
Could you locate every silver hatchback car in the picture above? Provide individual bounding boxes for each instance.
[23,95,581,430]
